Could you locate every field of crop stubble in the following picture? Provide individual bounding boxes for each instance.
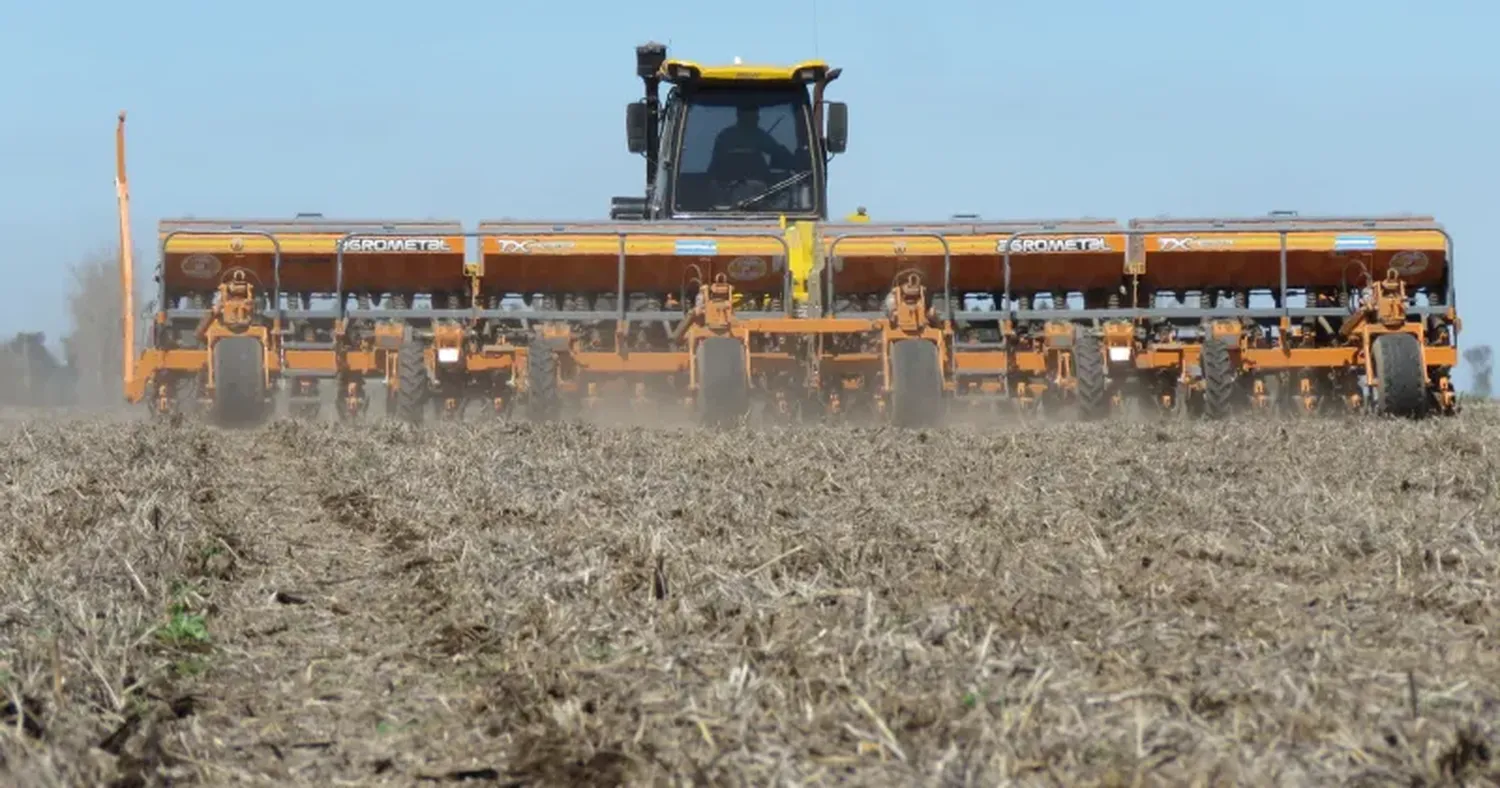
[0,404,1497,786]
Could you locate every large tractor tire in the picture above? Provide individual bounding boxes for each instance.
[211,336,269,427]
[889,339,944,428]
[1373,332,1428,418]
[695,336,750,428]
[1074,331,1108,420]
[1201,336,1236,420]
[527,347,560,422]
[394,337,429,424]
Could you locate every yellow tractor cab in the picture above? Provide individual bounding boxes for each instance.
[611,43,848,223]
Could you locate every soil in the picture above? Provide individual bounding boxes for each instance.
[1,405,1497,785]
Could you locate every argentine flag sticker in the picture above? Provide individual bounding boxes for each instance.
[1333,234,1377,251]
[675,239,719,256]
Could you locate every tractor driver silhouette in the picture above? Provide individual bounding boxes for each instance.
[708,104,799,186]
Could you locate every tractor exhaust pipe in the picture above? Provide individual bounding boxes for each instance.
[115,111,135,399]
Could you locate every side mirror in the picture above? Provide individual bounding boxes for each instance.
[824,101,848,154]
[626,102,648,154]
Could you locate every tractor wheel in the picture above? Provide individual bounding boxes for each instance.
[394,337,428,424]
[1373,332,1428,418]
[527,346,560,422]
[889,338,943,428]
[211,336,269,427]
[1201,336,1236,420]
[695,336,749,428]
[1074,330,1107,420]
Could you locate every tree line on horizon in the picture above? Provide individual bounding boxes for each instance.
[0,248,135,409]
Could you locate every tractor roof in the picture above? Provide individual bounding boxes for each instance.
[657,58,838,85]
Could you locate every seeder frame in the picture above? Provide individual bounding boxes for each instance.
[123,216,1460,424]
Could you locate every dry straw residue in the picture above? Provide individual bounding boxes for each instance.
[0,408,1496,785]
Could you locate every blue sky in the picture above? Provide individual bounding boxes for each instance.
[2,0,1496,387]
